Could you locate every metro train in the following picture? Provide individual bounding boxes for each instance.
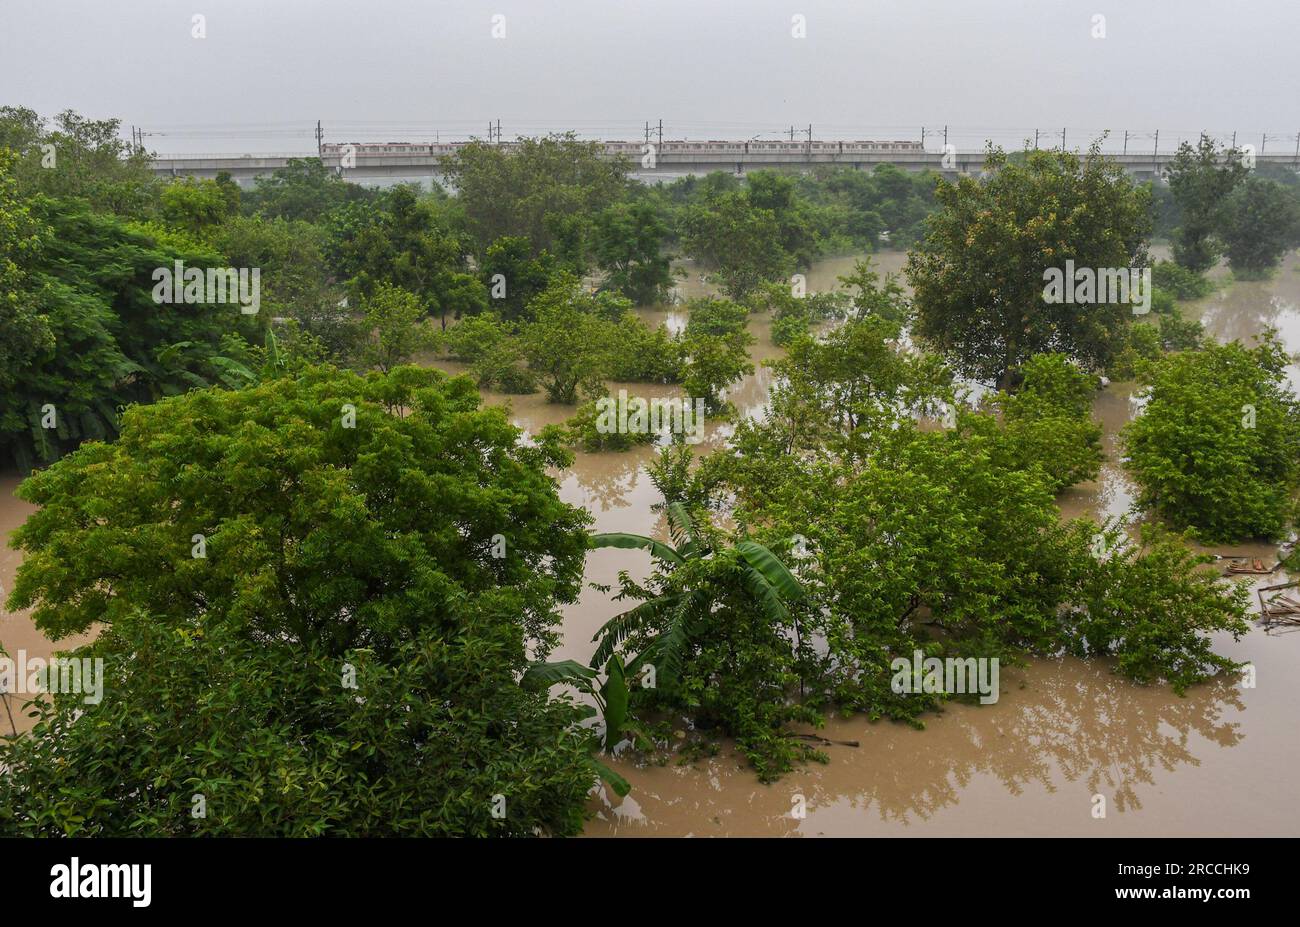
[319,139,925,157]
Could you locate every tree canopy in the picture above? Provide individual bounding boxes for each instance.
[2,366,601,835]
[907,145,1151,388]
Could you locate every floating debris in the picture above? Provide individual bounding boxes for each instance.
[1257,580,1300,621]
[1227,558,1278,575]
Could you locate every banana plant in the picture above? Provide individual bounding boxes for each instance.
[521,654,641,797]
[588,502,806,685]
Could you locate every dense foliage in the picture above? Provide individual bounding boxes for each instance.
[1122,336,1300,541]
[2,367,599,834]
[907,145,1152,388]
[0,150,261,471]
[1,106,1286,818]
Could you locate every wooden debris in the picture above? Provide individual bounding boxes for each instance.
[785,732,860,748]
[1257,580,1300,620]
[1227,558,1278,575]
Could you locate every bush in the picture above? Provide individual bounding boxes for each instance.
[0,612,596,836]
[472,340,538,394]
[606,313,685,383]
[1151,260,1213,300]
[987,353,1104,492]
[1122,336,1300,541]
[1057,523,1251,695]
[442,313,509,364]
[563,397,659,452]
[2,366,598,834]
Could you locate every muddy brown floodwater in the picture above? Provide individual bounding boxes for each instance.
[2,251,1298,834]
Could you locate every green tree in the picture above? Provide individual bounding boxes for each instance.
[681,190,792,299]
[8,365,593,648]
[0,148,54,395]
[480,235,561,322]
[1121,335,1300,541]
[706,335,1249,744]
[907,145,1151,388]
[680,336,753,413]
[358,283,436,373]
[590,200,674,305]
[214,215,355,360]
[1,366,597,835]
[744,171,818,268]
[1166,136,1249,272]
[443,133,629,257]
[160,177,239,239]
[327,185,473,330]
[1219,175,1300,278]
[0,183,261,471]
[605,312,685,383]
[519,275,616,403]
[0,106,158,218]
[978,353,1104,493]
[245,157,373,222]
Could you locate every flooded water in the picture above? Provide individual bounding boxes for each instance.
[0,474,94,735]
[2,250,1298,834]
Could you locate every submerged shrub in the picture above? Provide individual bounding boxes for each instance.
[1122,335,1300,541]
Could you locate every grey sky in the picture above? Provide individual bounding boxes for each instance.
[1,0,1296,154]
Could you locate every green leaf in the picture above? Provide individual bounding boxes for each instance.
[587,756,631,797]
[589,592,688,668]
[736,540,805,602]
[599,655,629,751]
[664,501,700,558]
[520,659,597,691]
[590,531,685,565]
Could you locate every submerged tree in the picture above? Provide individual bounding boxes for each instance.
[2,366,598,835]
[907,144,1151,388]
[588,503,818,780]
[1219,175,1300,278]
[1122,335,1300,542]
[1166,136,1249,273]
[590,199,675,305]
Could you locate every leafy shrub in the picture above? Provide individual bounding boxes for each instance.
[1122,336,1300,541]
[443,313,510,364]
[563,397,659,452]
[606,313,685,383]
[986,353,1104,492]
[1152,259,1213,299]
[0,612,596,836]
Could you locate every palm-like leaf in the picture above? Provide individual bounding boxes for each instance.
[736,541,805,624]
[599,655,629,751]
[589,592,688,668]
[736,541,806,603]
[590,532,685,565]
[587,756,631,797]
[664,502,701,559]
[630,597,697,681]
[520,659,598,692]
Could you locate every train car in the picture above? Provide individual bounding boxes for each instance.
[322,138,928,159]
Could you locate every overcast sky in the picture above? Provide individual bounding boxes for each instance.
[2,0,1296,154]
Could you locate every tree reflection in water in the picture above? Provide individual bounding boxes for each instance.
[587,656,1246,835]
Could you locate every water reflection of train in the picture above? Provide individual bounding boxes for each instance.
[319,139,925,157]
